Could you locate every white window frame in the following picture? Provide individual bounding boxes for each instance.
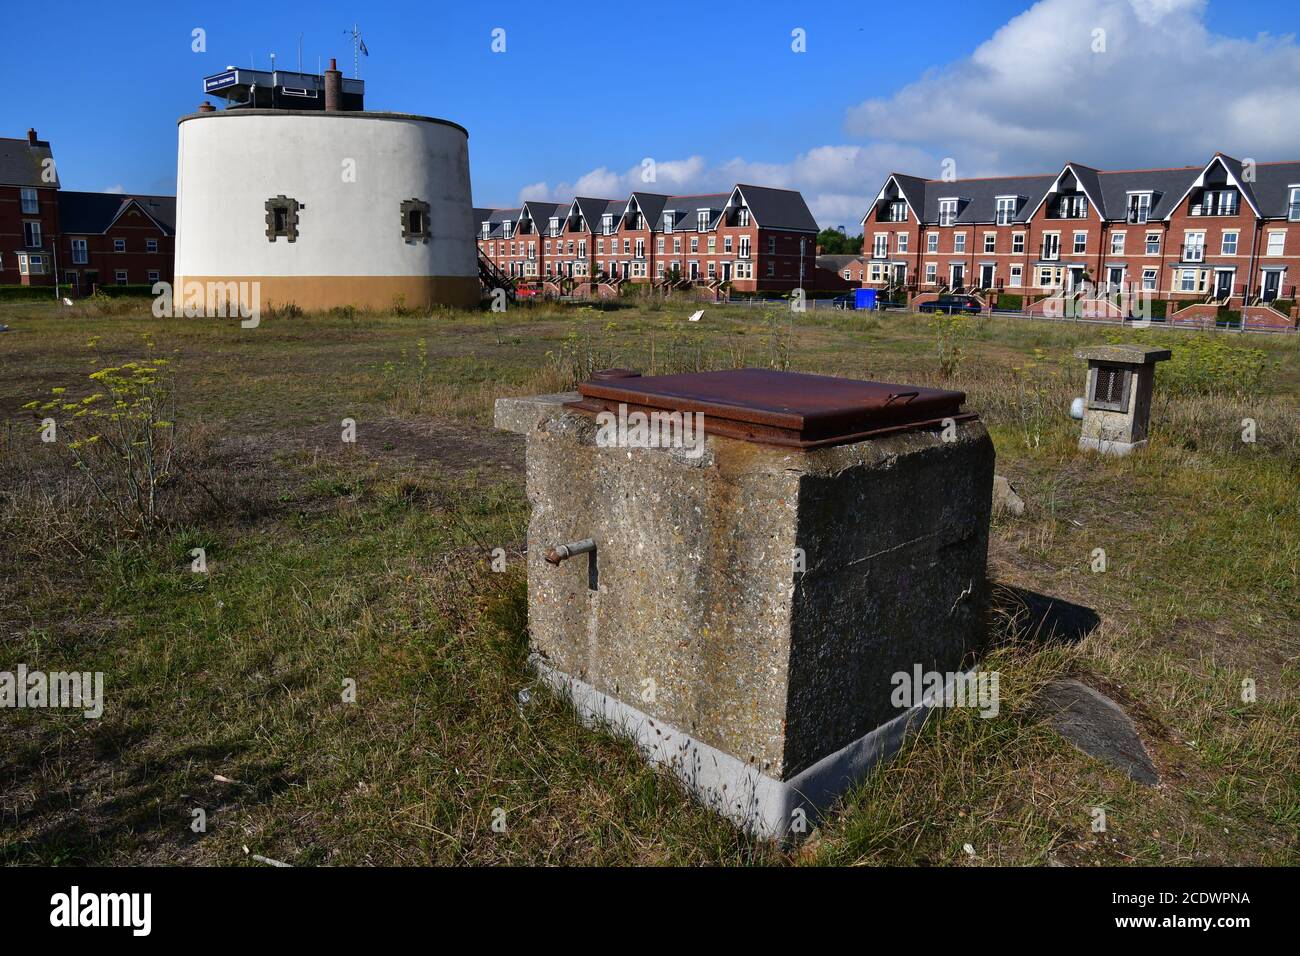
[1110,231,1126,255]
[1145,232,1161,256]
[953,232,966,253]
[938,199,958,227]
[927,232,938,253]
[146,238,158,253]
[71,238,88,264]
[924,262,937,284]
[1009,264,1023,287]
[897,233,908,254]
[24,221,42,248]
[20,187,39,214]
[1073,231,1087,255]
[115,269,129,285]
[1184,231,1205,262]
[1221,231,1239,256]
[1012,232,1025,254]
[872,233,888,258]
[1289,186,1300,222]
[1142,268,1157,291]
[1265,230,1285,257]
[983,232,996,254]
[995,197,1016,227]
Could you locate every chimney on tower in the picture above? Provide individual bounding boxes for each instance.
[198,101,216,113]
[27,128,37,146]
[324,58,343,112]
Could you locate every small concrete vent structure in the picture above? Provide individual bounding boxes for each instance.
[1075,345,1171,456]
[495,368,995,839]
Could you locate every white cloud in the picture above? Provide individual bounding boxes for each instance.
[102,184,126,194]
[844,0,1300,174]
[513,0,1300,228]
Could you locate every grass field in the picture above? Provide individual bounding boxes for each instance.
[1,295,1296,866]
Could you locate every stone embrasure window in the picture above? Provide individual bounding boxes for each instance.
[401,199,431,243]
[1089,364,1130,413]
[265,196,303,242]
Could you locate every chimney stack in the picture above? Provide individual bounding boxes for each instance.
[324,57,343,112]
[27,128,37,146]
[198,101,216,113]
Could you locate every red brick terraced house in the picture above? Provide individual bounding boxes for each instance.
[2,128,175,296]
[57,191,175,295]
[815,254,867,290]
[1,130,60,288]
[860,153,1300,329]
[476,184,819,295]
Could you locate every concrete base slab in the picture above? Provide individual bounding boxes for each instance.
[532,653,938,841]
[1079,436,1146,456]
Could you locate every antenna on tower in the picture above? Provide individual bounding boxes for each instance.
[343,24,368,79]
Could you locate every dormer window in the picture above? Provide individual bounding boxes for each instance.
[548,217,559,237]
[1289,187,1300,221]
[602,214,613,235]
[1127,193,1152,224]
[995,197,1016,226]
[663,212,674,234]
[938,199,958,227]
[502,219,513,238]
[697,211,709,232]
[481,222,490,238]
[886,201,908,223]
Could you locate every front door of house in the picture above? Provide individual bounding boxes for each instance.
[722,261,731,281]
[1108,267,1124,291]
[1214,270,1233,301]
[1068,267,1084,291]
[1262,270,1281,302]
[894,264,906,286]
[980,264,994,289]
[951,265,964,290]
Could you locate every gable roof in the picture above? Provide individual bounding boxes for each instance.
[1023,162,1107,221]
[475,206,521,239]
[622,191,673,230]
[1250,161,1300,219]
[571,197,618,227]
[919,174,1056,225]
[734,184,819,232]
[655,193,730,233]
[1161,153,1263,220]
[871,154,1300,227]
[816,254,864,271]
[0,136,57,189]
[58,191,175,236]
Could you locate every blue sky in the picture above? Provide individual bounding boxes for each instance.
[3,0,1297,227]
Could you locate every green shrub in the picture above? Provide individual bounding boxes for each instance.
[1108,330,1268,399]
[996,293,1023,310]
[0,284,62,301]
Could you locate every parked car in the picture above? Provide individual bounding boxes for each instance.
[830,293,856,310]
[917,295,981,315]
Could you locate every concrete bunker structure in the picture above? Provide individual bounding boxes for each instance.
[497,368,995,839]
[1075,345,1172,456]
[175,61,478,313]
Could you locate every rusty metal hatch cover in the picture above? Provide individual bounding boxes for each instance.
[566,368,977,449]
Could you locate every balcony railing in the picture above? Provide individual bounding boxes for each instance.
[1189,204,1238,217]
[1126,209,1150,224]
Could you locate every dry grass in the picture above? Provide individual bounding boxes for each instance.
[1,299,1295,865]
